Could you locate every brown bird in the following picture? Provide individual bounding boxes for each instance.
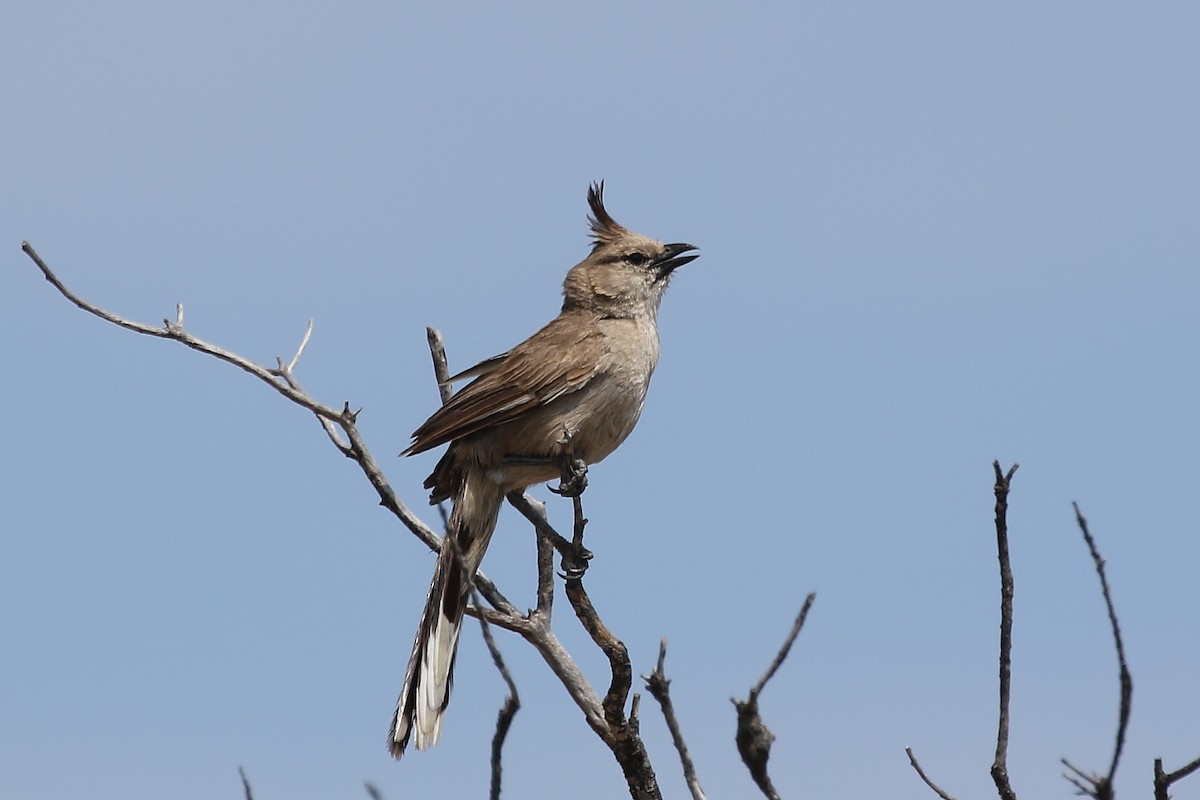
[390,182,697,757]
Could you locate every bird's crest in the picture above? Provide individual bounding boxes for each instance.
[587,181,629,251]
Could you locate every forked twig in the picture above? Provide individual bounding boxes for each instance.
[1059,502,1131,800]
[643,639,706,800]
[1154,755,1200,800]
[990,461,1020,800]
[907,461,1018,800]
[472,589,520,800]
[732,592,816,800]
[20,243,441,551]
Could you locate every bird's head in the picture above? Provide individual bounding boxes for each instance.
[561,181,698,318]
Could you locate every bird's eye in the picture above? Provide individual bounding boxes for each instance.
[625,253,649,267]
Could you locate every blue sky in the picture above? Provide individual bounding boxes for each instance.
[2,3,1197,798]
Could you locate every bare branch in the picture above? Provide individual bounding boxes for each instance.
[733,593,816,800]
[24,243,530,634]
[732,697,778,800]
[425,326,454,405]
[282,319,314,374]
[990,460,1020,800]
[1155,754,1200,800]
[1061,758,1111,800]
[751,592,816,700]
[21,243,446,543]
[561,552,660,799]
[27,244,661,797]
[1059,503,1131,800]
[25,242,336,421]
[238,766,254,800]
[909,463,1019,800]
[565,576,633,736]
[643,639,707,800]
[472,588,520,800]
[906,748,958,800]
[531,498,557,615]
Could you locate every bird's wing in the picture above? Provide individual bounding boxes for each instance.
[441,352,508,385]
[403,317,604,456]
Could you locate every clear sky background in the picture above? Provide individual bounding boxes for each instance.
[2,3,1197,799]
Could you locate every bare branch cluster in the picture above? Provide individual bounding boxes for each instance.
[21,243,665,797]
[23,243,1197,800]
[643,640,707,800]
[906,462,1200,800]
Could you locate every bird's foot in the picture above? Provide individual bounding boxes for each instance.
[559,541,593,580]
[549,457,588,497]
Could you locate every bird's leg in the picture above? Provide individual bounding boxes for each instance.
[501,432,593,576]
[547,429,592,579]
[548,428,588,498]
[557,493,592,580]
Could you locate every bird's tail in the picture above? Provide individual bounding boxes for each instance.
[389,470,504,758]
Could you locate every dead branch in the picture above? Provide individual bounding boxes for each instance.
[472,588,520,800]
[1059,503,1132,800]
[643,639,707,800]
[732,592,817,800]
[990,461,1020,800]
[905,748,958,800]
[238,766,254,800]
[1154,754,1200,800]
[424,326,454,404]
[21,244,441,553]
[907,462,1019,800]
[564,570,660,800]
[23,244,657,796]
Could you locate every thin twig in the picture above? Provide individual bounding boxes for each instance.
[1059,503,1131,800]
[21,243,443,549]
[905,748,958,800]
[532,499,556,616]
[751,593,816,700]
[473,588,520,800]
[990,460,1020,800]
[732,593,816,800]
[911,463,1019,800]
[286,319,314,374]
[1076,503,1132,782]
[1061,758,1109,800]
[1154,754,1200,800]
[425,326,454,404]
[643,639,706,800]
[238,766,254,800]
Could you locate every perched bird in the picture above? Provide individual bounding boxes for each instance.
[390,182,697,757]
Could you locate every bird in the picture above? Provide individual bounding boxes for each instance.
[389,181,697,758]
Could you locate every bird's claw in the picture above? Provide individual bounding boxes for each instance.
[549,457,588,497]
[558,543,594,580]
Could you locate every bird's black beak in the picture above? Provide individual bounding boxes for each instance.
[655,243,700,275]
